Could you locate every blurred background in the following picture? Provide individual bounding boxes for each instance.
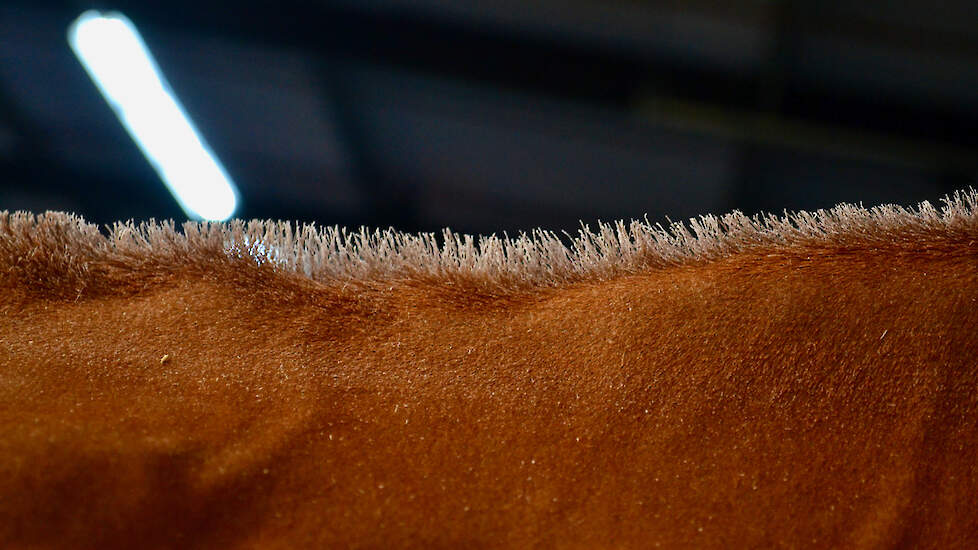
[1,0,976,236]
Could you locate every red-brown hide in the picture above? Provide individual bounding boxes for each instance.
[1,207,977,548]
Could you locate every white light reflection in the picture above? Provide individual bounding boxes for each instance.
[68,11,238,221]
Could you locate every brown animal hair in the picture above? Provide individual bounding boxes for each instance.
[3,188,977,298]
[2,190,977,548]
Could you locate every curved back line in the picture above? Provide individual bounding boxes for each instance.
[2,193,977,548]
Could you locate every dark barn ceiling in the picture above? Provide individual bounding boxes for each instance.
[1,0,977,235]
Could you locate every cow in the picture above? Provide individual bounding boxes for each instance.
[1,190,977,548]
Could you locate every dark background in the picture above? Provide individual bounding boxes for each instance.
[1,1,977,236]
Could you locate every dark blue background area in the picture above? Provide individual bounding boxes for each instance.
[1,1,976,235]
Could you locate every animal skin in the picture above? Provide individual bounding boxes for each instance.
[1,192,977,548]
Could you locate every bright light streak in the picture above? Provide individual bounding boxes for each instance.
[68,11,238,221]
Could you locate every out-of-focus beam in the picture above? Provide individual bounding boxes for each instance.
[635,94,978,174]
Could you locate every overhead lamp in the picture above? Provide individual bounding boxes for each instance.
[68,10,238,221]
